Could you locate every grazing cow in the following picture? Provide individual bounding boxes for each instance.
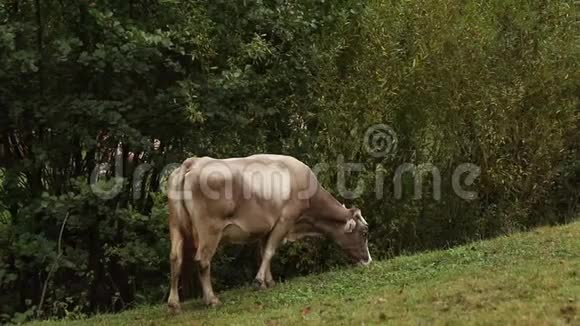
[166,154,371,313]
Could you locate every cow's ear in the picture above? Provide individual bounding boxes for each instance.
[344,219,356,233]
[350,208,368,226]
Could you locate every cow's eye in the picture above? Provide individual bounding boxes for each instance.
[362,230,368,237]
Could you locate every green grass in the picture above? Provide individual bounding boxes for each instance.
[32,221,580,325]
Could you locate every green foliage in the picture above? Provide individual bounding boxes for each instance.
[0,0,578,323]
[313,0,579,254]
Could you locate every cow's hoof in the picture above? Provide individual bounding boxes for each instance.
[167,302,181,314]
[266,279,276,288]
[204,296,221,307]
[253,278,268,290]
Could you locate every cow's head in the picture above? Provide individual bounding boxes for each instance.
[330,206,372,266]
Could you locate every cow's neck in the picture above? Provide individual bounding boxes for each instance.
[306,186,350,222]
[298,216,342,239]
[291,186,351,239]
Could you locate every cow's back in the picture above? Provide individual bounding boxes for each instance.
[186,154,315,203]
[179,155,317,241]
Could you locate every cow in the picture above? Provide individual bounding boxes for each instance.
[166,154,371,313]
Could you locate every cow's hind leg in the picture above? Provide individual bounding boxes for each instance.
[167,227,184,313]
[195,226,222,307]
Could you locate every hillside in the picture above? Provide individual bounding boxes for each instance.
[32,221,579,325]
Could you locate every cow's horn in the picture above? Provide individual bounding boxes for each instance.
[344,219,356,233]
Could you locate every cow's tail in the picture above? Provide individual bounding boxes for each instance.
[168,159,199,298]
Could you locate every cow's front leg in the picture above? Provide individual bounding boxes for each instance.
[255,216,294,289]
[257,239,275,289]
[195,229,222,307]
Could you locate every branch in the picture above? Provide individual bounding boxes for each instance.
[37,212,70,317]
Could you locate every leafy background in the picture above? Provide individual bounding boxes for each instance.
[0,0,578,323]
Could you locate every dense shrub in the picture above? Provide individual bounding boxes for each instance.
[0,0,577,323]
[313,0,579,256]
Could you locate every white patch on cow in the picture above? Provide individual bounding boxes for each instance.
[344,219,356,233]
[241,161,291,203]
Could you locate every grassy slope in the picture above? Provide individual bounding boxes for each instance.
[33,221,579,326]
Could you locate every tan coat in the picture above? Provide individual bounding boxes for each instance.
[166,154,371,312]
